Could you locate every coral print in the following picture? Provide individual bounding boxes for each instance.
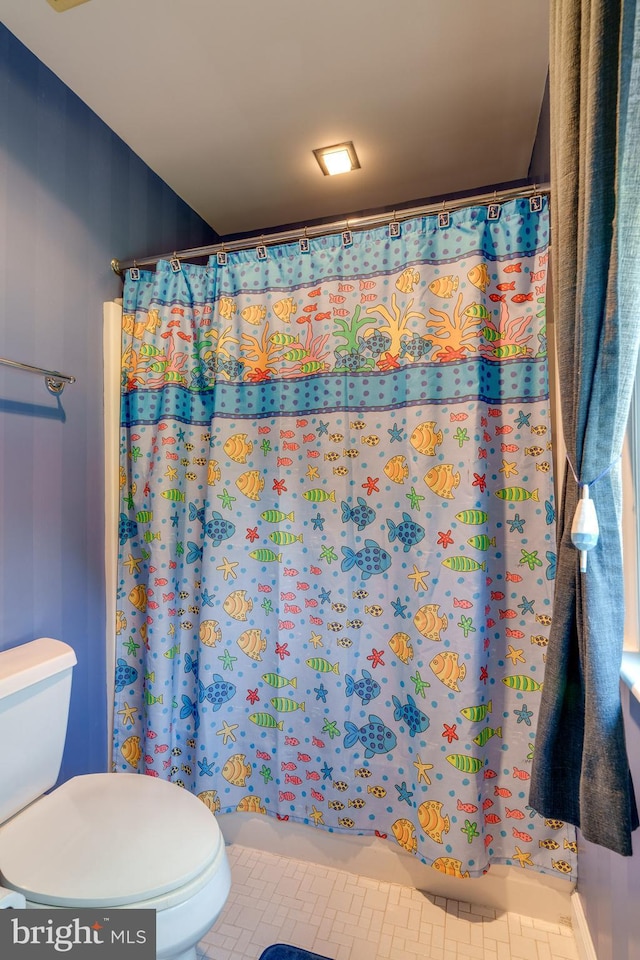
[113,198,576,880]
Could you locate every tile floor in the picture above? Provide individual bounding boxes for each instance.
[198,845,579,960]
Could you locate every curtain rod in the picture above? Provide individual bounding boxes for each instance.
[111,182,550,276]
[0,356,76,395]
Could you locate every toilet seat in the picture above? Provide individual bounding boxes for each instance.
[0,773,224,909]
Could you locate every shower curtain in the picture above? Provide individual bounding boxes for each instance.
[112,197,577,879]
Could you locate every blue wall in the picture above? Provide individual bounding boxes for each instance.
[0,24,218,783]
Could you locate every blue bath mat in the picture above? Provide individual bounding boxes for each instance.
[258,946,334,960]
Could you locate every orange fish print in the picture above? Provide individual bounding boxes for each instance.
[504,262,522,273]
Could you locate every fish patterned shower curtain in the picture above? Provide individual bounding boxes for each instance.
[112,197,577,880]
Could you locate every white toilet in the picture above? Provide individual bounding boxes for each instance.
[0,637,232,960]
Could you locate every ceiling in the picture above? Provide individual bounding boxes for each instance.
[0,0,550,238]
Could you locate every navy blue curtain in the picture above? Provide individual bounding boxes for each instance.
[530,0,640,854]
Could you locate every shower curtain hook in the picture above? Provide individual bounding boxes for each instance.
[342,220,353,247]
[389,211,401,238]
[130,260,140,282]
[169,252,181,272]
[256,236,268,260]
[217,242,228,266]
[438,200,450,229]
[299,227,310,254]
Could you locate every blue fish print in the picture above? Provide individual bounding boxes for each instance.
[399,334,432,360]
[189,502,206,525]
[359,332,392,356]
[186,541,203,563]
[341,497,376,531]
[118,513,138,546]
[184,652,199,679]
[114,658,138,692]
[198,675,236,710]
[345,669,381,705]
[204,512,236,546]
[179,694,200,730]
[386,513,426,552]
[344,715,397,758]
[392,694,430,737]
[341,539,392,580]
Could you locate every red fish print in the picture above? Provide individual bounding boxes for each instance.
[333,308,349,317]
[486,619,496,628]
[505,629,525,639]
[162,436,176,445]
[171,307,185,316]
[303,303,317,313]
[489,294,506,302]
[496,281,516,291]
[453,598,473,609]
[506,572,523,582]
[280,592,296,601]
[329,294,346,304]
[495,425,513,435]
[279,792,296,802]
[315,312,331,321]
[256,750,271,760]
[484,768,497,779]
[154,577,168,586]
[483,431,492,442]
[258,584,272,593]
[285,736,299,746]
[505,807,526,819]
[360,280,376,290]
[494,786,513,798]
[485,834,494,847]
[280,430,295,438]
[158,424,168,431]
[513,767,531,780]
[485,814,502,824]
[145,768,159,777]
[154,743,169,754]
[311,789,324,802]
[283,441,299,451]
[302,434,315,443]
[307,449,320,458]
[488,408,502,417]
[513,829,533,842]
[482,798,494,810]
[284,567,300,576]
[162,593,174,602]
[536,284,546,295]
[309,287,321,298]
[297,753,311,762]
[259,426,271,434]
[491,591,505,601]
[501,443,519,452]
[360,293,376,303]
[512,293,533,302]
[529,270,546,282]
[277,457,293,467]
[312,737,325,748]
[309,615,323,625]
[165,452,179,460]
[305,599,318,608]
[306,770,321,780]
[504,262,522,273]
[480,666,489,683]
[284,604,302,614]
[285,775,303,785]
[297,582,310,590]
[499,609,517,619]
[278,621,295,630]
[457,800,479,813]
[176,331,192,342]
[450,412,469,421]
[296,419,308,427]
[277,815,290,821]
[338,283,354,292]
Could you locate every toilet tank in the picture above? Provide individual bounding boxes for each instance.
[0,638,77,825]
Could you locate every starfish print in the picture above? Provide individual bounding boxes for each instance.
[442,723,459,743]
[275,642,290,660]
[130,446,142,462]
[123,492,135,510]
[260,438,271,454]
[319,588,332,604]
[308,631,323,648]
[388,424,404,442]
[500,459,519,478]
[259,764,273,784]
[479,665,489,684]
[312,513,325,531]
[165,466,178,481]
[437,529,454,548]
[216,720,238,745]
[246,688,260,705]
[453,427,470,447]
[461,820,480,843]
[406,486,425,511]
[320,761,334,780]
[514,704,534,726]
[320,544,338,564]
[367,648,385,668]
[395,781,414,804]
[218,649,237,671]
[201,588,215,607]
[217,557,238,581]
[515,410,531,428]
[518,595,535,615]
[507,513,525,534]
[124,637,140,655]
[314,683,328,702]
[261,598,273,614]
[123,554,143,575]
[309,805,324,826]
[408,565,430,591]
[217,489,236,509]
[307,465,320,480]
[410,671,430,697]
[322,718,340,739]
[458,615,476,637]
[413,756,433,785]
[472,472,487,493]
[362,476,380,496]
[512,846,534,868]
[391,596,409,618]
[519,548,543,570]
[117,701,137,725]
[198,757,215,777]
[317,420,329,436]
[171,512,179,527]
[176,428,186,442]
[505,645,525,665]
[246,527,259,542]
[272,478,287,495]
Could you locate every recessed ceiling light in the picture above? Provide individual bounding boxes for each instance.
[313,142,361,177]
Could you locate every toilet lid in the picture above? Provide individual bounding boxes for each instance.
[0,773,223,907]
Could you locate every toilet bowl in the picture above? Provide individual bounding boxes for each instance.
[0,639,232,960]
